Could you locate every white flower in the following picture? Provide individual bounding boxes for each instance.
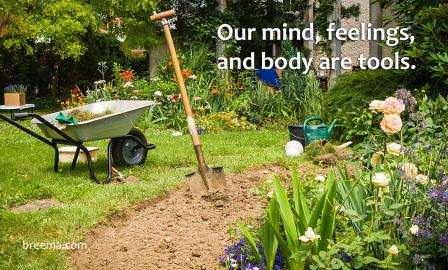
[372,172,390,187]
[188,74,197,80]
[123,81,133,88]
[154,91,163,97]
[166,95,173,100]
[267,191,273,198]
[410,225,419,235]
[315,174,325,182]
[299,227,321,242]
[416,174,428,185]
[388,245,399,255]
[402,163,418,179]
[171,131,183,137]
[335,204,346,212]
[386,142,402,156]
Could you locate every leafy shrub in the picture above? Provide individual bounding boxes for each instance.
[325,70,403,116]
[196,112,256,133]
[382,1,448,93]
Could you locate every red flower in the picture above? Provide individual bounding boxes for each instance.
[71,88,81,95]
[65,98,70,103]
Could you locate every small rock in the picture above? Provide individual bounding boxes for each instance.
[201,215,209,221]
[159,242,169,250]
[165,237,173,243]
[192,247,202,257]
[214,200,224,208]
[119,246,128,252]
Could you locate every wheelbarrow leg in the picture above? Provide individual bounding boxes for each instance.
[81,140,113,184]
[53,144,59,172]
[70,146,81,170]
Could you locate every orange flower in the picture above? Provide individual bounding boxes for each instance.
[181,70,193,77]
[211,89,221,94]
[120,70,135,82]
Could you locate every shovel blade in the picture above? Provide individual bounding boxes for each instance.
[187,167,226,194]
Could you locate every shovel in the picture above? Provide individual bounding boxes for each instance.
[151,10,226,193]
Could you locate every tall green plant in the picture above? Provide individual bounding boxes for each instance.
[239,166,337,270]
[299,71,323,119]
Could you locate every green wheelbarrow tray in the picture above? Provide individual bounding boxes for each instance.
[303,116,337,145]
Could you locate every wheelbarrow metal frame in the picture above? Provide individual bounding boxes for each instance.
[0,112,155,183]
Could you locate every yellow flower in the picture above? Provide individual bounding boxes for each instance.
[402,163,418,179]
[416,174,428,185]
[388,245,399,255]
[386,142,402,156]
[370,152,384,166]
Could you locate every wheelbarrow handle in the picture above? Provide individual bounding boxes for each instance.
[150,10,176,21]
[12,112,31,120]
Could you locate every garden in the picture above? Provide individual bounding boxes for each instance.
[1,0,448,269]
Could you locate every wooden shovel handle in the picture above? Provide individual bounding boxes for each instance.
[150,10,176,21]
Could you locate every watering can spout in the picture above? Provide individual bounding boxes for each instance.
[328,119,337,135]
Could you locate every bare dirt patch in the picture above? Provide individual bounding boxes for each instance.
[10,199,64,213]
[70,166,287,270]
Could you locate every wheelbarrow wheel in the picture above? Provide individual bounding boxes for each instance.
[111,128,148,167]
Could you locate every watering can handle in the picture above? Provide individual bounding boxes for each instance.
[303,117,324,129]
[150,10,176,21]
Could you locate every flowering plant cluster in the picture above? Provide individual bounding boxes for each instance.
[330,90,448,269]
[220,238,285,270]
[59,87,86,109]
[223,90,447,270]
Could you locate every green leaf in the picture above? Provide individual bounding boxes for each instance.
[273,177,299,252]
[263,198,280,270]
[318,172,337,251]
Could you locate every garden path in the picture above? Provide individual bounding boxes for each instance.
[70,166,287,270]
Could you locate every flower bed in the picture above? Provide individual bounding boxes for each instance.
[223,89,448,269]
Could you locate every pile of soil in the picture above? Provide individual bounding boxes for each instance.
[70,166,286,270]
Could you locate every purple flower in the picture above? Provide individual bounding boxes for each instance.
[396,88,417,112]
[413,253,424,265]
[428,182,448,205]
[439,234,448,246]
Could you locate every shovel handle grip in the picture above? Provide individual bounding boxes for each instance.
[150,10,176,21]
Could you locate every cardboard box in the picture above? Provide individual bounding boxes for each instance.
[4,93,26,106]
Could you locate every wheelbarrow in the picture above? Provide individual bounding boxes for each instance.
[0,100,156,183]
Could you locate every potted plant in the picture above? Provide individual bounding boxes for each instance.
[3,84,27,106]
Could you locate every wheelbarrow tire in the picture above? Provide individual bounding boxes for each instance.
[111,128,148,167]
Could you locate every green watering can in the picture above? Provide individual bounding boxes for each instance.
[303,117,337,145]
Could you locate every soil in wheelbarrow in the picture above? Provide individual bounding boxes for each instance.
[69,166,289,270]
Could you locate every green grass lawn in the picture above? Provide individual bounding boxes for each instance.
[0,116,293,269]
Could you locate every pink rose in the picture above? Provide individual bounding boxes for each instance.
[380,114,402,135]
[383,97,405,115]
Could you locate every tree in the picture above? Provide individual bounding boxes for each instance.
[0,0,160,59]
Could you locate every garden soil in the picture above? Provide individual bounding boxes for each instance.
[70,166,288,270]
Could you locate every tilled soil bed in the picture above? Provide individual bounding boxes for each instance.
[70,166,287,270]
